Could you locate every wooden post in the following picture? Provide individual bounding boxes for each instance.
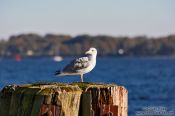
[0,82,128,116]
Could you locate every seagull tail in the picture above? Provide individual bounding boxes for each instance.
[55,70,62,76]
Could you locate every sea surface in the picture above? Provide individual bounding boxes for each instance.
[0,57,175,115]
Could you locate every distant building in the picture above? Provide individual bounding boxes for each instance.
[27,50,33,56]
[118,49,124,55]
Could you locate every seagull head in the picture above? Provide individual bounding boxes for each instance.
[85,47,97,57]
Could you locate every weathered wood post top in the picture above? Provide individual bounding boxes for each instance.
[0,82,128,116]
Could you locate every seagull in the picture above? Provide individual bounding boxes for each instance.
[55,47,97,82]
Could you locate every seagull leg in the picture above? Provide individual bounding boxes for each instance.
[80,74,83,82]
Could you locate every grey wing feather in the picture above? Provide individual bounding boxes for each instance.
[62,57,90,73]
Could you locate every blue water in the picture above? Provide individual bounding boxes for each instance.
[0,57,175,115]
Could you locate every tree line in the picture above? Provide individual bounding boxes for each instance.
[0,33,175,57]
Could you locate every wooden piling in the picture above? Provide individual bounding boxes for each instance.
[0,82,128,116]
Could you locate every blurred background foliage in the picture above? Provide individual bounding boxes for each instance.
[0,33,175,57]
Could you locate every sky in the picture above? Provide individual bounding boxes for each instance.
[0,0,175,39]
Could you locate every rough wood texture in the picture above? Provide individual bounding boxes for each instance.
[75,83,128,116]
[0,82,128,116]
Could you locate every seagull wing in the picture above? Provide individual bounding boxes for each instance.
[62,57,90,73]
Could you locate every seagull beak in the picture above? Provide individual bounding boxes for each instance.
[85,50,91,54]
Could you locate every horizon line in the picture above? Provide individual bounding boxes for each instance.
[1,32,175,40]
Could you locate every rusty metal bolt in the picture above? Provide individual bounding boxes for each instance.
[104,112,113,116]
[47,110,53,116]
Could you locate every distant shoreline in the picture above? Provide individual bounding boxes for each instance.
[1,55,175,60]
[0,33,175,57]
